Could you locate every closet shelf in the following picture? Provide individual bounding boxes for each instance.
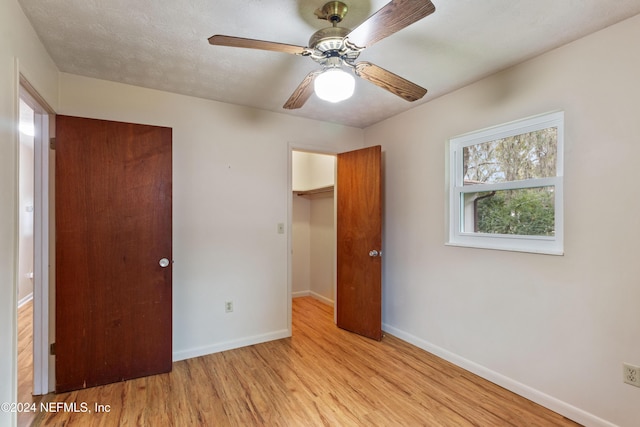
[295,185,334,197]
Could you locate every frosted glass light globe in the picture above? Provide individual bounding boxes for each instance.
[314,68,355,103]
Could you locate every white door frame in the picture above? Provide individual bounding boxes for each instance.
[19,76,54,395]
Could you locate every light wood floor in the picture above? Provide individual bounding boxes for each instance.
[20,297,581,426]
[18,300,46,427]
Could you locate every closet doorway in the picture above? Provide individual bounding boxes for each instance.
[289,145,382,340]
[291,150,336,312]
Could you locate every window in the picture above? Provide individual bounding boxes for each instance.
[448,111,563,255]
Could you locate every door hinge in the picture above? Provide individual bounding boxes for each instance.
[49,137,56,150]
[50,342,56,355]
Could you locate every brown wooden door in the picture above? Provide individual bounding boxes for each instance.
[336,145,382,340]
[55,115,172,392]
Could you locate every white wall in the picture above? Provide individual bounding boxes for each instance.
[292,151,335,191]
[292,195,311,296]
[58,73,364,360]
[0,0,59,425]
[365,14,640,427]
[291,193,336,303]
[18,113,34,303]
[309,194,335,302]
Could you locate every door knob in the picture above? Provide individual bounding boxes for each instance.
[369,250,379,257]
[159,258,170,268]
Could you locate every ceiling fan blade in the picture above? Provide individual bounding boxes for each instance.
[346,0,436,49]
[354,62,427,102]
[283,71,321,109]
[208,35,308,55]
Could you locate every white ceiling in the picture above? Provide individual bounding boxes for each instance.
[18,0,640,128]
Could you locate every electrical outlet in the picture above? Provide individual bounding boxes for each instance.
[225,301,234,313]
[623,363,640,387]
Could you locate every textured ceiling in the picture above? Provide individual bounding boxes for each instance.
[18,0,640,128]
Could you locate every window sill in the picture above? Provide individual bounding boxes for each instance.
[445,240,564,256]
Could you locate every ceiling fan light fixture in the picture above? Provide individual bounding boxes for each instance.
[314,68,355,103]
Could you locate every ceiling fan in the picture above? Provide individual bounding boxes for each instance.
[208,0,436,109]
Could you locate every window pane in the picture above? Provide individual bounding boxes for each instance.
[462,187,555,236]
[463,127,557,185]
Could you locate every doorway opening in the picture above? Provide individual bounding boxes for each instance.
[289,145,383,340]
[17,78,54,413]
[290,149,337,328]
[17,96,36,405]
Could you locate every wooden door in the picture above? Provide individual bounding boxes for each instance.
[55,115,172,392]
[336,145,382,340]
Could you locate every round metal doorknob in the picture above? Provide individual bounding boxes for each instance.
[369,250,379,257]
[159,258,170,268]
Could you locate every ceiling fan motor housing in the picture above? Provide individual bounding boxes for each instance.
[309,26,360,66]
[309,27,349,51]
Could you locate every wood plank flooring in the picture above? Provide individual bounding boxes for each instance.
[21,297,581,426]
[17,300,46,427]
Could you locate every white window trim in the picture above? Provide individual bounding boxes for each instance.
[447,111,564,255]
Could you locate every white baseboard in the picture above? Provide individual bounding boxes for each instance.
[172,329,290,362]
[292,290,311,298]
[293,291,334,307]
[309,292,334,307]
[382,323,617,427]
[18,292,33,308]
